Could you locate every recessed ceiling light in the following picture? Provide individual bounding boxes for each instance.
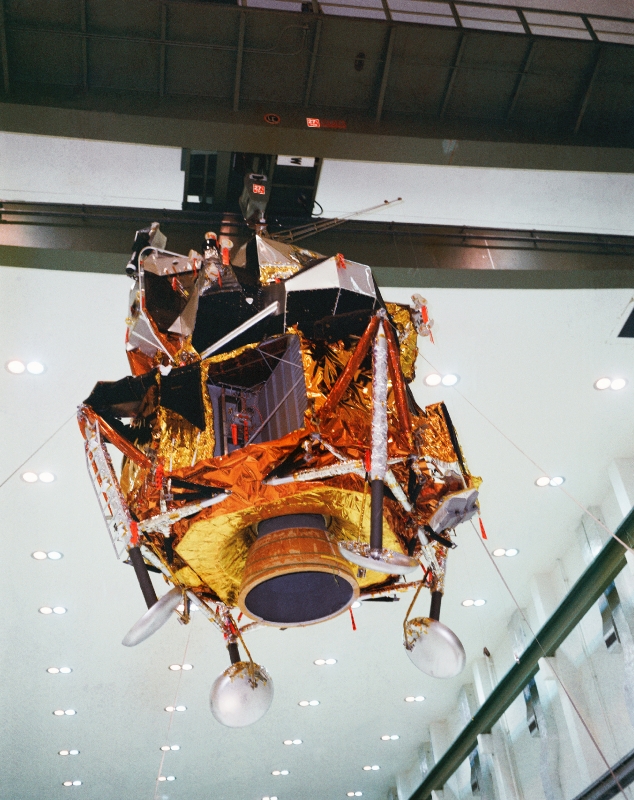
[59,750,69,756]
[351,601,361,609]
[32,551,47,560]
[473,599,486,607]
[363,766,371,771]
[371,765,380,770]
[39,472,56,483]
[441,374,458,386]
[461,599,474,607]
[165,706,175,712]
[158,777,166,782]
[298,700,309,707]
[181,663,193,670]
[175,705,186,712]
[549,476,564,486]
[169,664,181,671]
[48,667,60,674]
[48,551,63,560]
[314,659,326,665]
[63,782,73,786]
[22,472,38,483]
[309,700,319,706]
[6,360,25,374]
[381,735,390,740]
[54,710,65,716]
[535,476,550,487]
[171,745,180,750]
[69,750,79,755]
[72,781,81,786]
[325,658,337,665]
[65,709,76,715]
[160,746,170,751]
[355,794,362,797]
[594,377,611,390]
[53,606,67,614]
[492,548,506,557]
[293,739,302,745]
[505,548,519,557]
[284,740,293,745]
[39,606,53,614]
[415,696,424,702]
[26,361,45,374]
[611,378,627,390]
[272,771,280,776]
[424,373,442,386]
[166,776,176,781]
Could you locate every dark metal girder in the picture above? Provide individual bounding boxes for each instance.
[80,0,88,91]
[233,11,246,113]
[159,2,167,98]
[375,26,395,123]
[0,0,9,94]
[439,33,466,119]
[506,39,534,121]
[303,17,321,108]
[409,505,634,800]
[574,47,603,136]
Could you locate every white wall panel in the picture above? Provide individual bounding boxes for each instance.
[0,132,184,209]
[316,160,634,236]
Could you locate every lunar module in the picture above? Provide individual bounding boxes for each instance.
[78,186,480,727]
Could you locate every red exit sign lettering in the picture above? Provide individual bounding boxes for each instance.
[306,118,347,130]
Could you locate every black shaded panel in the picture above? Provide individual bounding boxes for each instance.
[312,307,374,341]
[206,336,289,388]
[161,363,205,430]
[285,288,339,333]
[193,291,284,355]
[619,307,634,338]
[334,288,375,316]
[244,571,353,624]
[84,371,158,417]
[143,271,190,332]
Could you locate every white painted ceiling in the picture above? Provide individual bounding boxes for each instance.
[1,261,633,800]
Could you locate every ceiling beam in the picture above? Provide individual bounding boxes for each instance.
[2,101,634,173]
[506,39,534,121]
[233,12,246,113]
[0,0,9,94]
[80,0,88,91]
[409,505,634,800]
[159,2,167,98]
[2,203,634,289]
[304,17,321,108]
[439,33,466,119]
[375,26,396,124]
[574,47,603,136]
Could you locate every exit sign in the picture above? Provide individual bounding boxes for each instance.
[306,118,347,130]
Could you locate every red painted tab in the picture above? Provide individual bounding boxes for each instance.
[336,252,347,270]
[130,520,139,546]
[479,518,488,540]
[349,607,357,631]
